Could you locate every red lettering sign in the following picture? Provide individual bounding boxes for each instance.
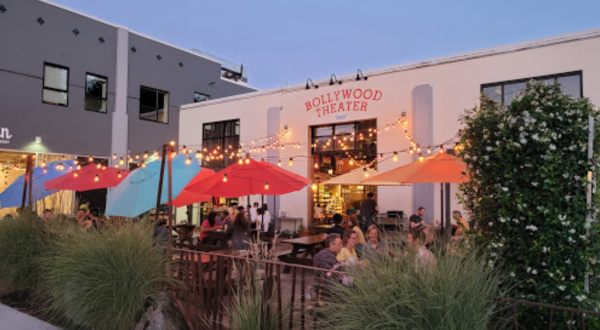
[304,88,383,118]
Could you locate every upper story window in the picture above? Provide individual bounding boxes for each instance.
[85,73,108,113]
[43,63,69,106]
[139,86,169,123]
[194,92,210,103]
[482,71,582,104]
[202,119,240,169]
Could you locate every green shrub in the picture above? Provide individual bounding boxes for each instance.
[316,246,505,330]
[458,81,600,327]
[42,223,173,330]
[0,213,50,293]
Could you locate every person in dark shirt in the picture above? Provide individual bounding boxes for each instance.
[313,233,343,305]
[327,213,345,236]
[360,192,378,230]
[410,207,427,239]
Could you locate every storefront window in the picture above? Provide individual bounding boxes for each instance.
[311,120,377,219]
[202,119,240,169]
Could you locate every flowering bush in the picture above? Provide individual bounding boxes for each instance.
[458,81,600,327]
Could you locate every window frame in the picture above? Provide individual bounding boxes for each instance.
[84,72,108,114]
[193,92,211,103]
[481,70,583,103]
[202,119,240,169]
[42,62,69,107]
[311,119,377,156]
[139,86,170,124]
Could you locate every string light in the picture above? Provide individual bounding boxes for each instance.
[289,158,293,167]
[419,153,424,162]
[223,173,228,182]
[42,162,46,168]
[96,163,101,169]
[170,141,175,146]
[185,158,192,165]
[312,183,317,191]
[196,153,203,159]
[245,157,250,165]
[119,158,124,165]
[427,147,431,154]
[77,165,81,170]
[349,159,354,165]
[380,153,384,161]
[393,152,398,162]
[264,181,269,190]
[364,168,369,177]
[439,146,445,153]
[238,159,243,165]
[182,145,187,153]
[73,172,78,178]
[88,156,93,162]
[117,171,122,178]
[314,162,319,169]
[143,151,148,159]
[113,154,117,159]
[73,160,78,165]
[409,147,414,154]
[94,174,99,182]
[278,160,282,167]
[141,162,146,168]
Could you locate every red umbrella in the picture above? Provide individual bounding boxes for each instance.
[43,164,130,191]
[185,159,312,197]
[171,168,216,207]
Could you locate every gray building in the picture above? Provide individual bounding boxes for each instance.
[0,0,256,165]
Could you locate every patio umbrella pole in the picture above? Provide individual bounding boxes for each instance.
[21,155,32,209]
[155,145,167,223]
[440,183,444,233]
[261,194,264,232]
[445,183,451,241]
[27,156,33,210]
[167,145,174,250]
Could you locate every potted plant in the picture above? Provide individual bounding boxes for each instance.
[298,224,310,237]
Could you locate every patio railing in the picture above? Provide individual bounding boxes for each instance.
[171,248,600,330]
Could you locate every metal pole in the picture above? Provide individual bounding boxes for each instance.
[27,156,33,211]
[440,183,444,232]
[155,145,167,223]
[167,146,174,250]
[585,116,594,293]
[21,155,32,209]
[261,195,265,231]
[445,183,451,242]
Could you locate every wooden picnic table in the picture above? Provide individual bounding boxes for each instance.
[205,230,231,248]
[280,233,327,273]
[311,224,333,234]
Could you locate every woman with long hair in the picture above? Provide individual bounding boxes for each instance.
[337,230,360,265]
[227,212,250,250]
[200,211,223,244]
[361,225,389,259]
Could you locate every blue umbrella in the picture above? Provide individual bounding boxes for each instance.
[0,159,76,209]
[105,153,201,217]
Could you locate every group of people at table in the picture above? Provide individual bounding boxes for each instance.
[197,202,272,250]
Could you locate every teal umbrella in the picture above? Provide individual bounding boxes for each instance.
[105,154,200,217]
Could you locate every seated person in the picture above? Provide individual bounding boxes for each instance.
[361,225,389,258]
[407,232,436,269]
[451,210,470,241]
[40,209,53,224]
[76,209,96,230]
[347,217,366,246]
[337,230,359,265]
[313,233,343,304]
[327,213,345,236]
[226,213,249,250]
[199,211,223,244]
[219,210,233,229]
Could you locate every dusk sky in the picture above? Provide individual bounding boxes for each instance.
[49,0,600,90]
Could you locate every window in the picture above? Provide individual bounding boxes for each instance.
[194,92,210,103]
[139,86,169,123]
[202,119,240,168]
[43,63,69,106]
[481,71,582,104]
[85,73,108,113]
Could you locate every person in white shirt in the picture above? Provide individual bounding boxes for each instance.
[314,204,323,216]
[249,202,259,223]
[258,204,272,232]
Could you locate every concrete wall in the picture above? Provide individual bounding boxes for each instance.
[180,31,600,227]
[0,0,256,158]
[0,0,116,156]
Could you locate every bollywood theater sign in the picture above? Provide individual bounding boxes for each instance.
[304,88,383,118]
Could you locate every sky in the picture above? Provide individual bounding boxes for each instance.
[49,0,600,90]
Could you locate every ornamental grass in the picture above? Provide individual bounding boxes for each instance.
[41,223,174,330]
[0,212,50,293]
[316,245,506,330]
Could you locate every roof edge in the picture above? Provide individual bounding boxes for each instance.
[181,27,600,110]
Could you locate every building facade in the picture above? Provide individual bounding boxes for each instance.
[0,0,256,213]
[179,28,600,229]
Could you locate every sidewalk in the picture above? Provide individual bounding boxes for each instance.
[0,303,59,330]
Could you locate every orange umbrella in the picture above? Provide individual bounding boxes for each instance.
[362,151,467,184]
[362,151,468,239]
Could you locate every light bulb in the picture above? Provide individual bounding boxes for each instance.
[129,157,134,162]
[170,141,175,146]
[245,158,250,164]
[97,163,101,169]
[314,162,319,169]
[439,146,445,153]
[427,147,431,154]
[88,156,93,162]
[170,152,176,158]
[117,171,122,178]
[289,158,293,166]
[409,148,414,154]
[393,152,398,162]
[74,172,78,178]
[94,174,99,182]
[113,154,117,159]
[42,162,46,167]
[196,153,203,159]
[73,160,78,165]
[141,162,146,168]
[77,165,81,170]
[312,183,317,191]
[364,168,369,177]
[223,174,228,182]
[238,159,243,165]
[119,158,124,165]
[182,145,187,153]
[380,154,384,161]
[185,158,192,165]
[419,153,424,162]
[143,151,148,159]
[43,168,47,174]
[264,182,269,190]
[278,160,282,167]
[350,159,355,165]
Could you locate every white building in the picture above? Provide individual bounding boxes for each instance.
[179,28,600,229]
